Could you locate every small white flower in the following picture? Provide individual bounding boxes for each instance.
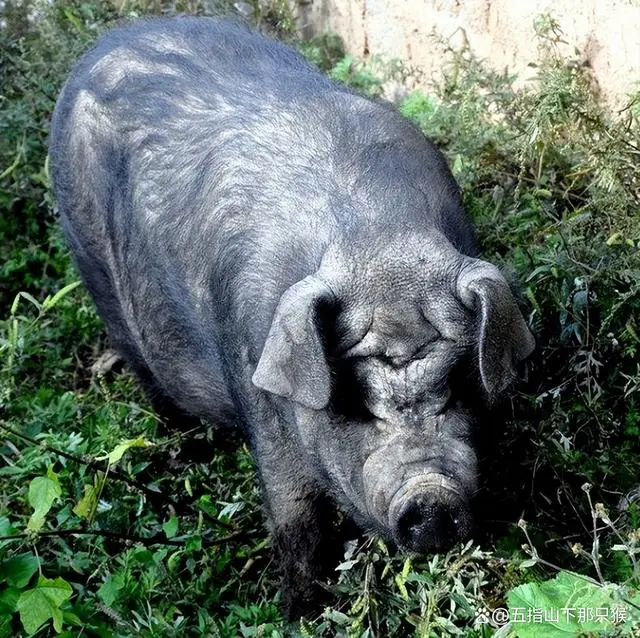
[27,7,41,22]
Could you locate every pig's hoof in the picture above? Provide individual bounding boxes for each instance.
[91,349,124,377]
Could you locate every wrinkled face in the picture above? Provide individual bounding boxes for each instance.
[252,234,535,554]
[333,298,478,552]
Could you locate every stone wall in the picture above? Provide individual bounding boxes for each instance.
[296,0,640,109]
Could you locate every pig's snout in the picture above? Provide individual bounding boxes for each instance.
[389,475,472,553]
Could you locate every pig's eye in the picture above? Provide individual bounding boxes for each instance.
[413,342,437,359]
[377,354,406,368]
[331,389,376,422]
[374,355,405,369]
[377,342,438,368]
[329,359,376,421]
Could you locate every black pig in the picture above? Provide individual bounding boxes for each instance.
[49,16,535,617]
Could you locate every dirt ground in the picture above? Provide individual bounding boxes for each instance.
[296,0,640,110]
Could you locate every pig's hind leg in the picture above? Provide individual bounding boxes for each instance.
[71,247,200,431]
[97,310,238,461]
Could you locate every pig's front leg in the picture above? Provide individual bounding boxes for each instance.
[253,437,338,619]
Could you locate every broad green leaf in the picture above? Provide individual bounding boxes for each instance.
[0,614,12,638]
[131,548,154,566]
[96,436,150,465]
[197,494,218,518]
[167,550,183,574]
[97,573,124,607]
[185,536,202,553]
[62,611,83,627]
[325,609,352,625]
[0,587,21,614]
[0,516,19,548]
[507,571,617,637]
[73,484,99,521]
[163,515,179,539]
[218,501,244,519]
[335,559,359,571]
[27,469,62,531]
[16,576,73,635]
[0,517,16,536]
[0,552,39,587]
[152,548,169,564]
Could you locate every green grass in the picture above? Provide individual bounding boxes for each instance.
[2,2,640,636]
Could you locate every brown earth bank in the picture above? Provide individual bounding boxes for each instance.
[296,0,640,110]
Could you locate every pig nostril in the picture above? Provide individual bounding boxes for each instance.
[397,502,425,541]
[395,497,465,553]
[430,503,456,544]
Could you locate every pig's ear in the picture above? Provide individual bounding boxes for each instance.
[457,262,535,402]
[252,275,335,410]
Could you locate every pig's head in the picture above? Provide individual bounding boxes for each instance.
[252,232,535,553]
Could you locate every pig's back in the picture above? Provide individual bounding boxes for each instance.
[50,17,352,422]
[51,17,346,353]
[50,17,474,417]
[51,16,348,284]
